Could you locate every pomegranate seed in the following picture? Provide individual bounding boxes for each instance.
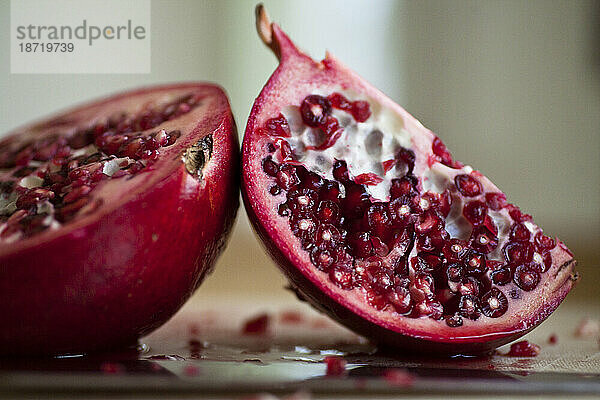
[507,204,532,222]
[446,314,463,327]
[389,197,413,226]
[319,181,341,202]
[510,222,531,242]
[414,252,443,273]
[480,288,508,318]
[265,114,291,137]
[290,216,316,240]
[395,147,416,174]
[324,356,346,376]
[343,183,370,218]
[332,160,350,182]
[534,231,556,252]
[329,265,355,290]
[463,200,488,225]
[455,174,482,197]
[513,265,540,291]
[269,185,281,195]
[463,249,486,275]
[503,242,534,265]
[350,100,371,122]
[491,266,512,285]
[287,188,318,214]
[459,294,481,320]
[365,289,388,311]
[348,231,372,258]
[387,287,412,314]
[316,200,340,224]
[328,93,352,111]
[242,313,270,335]
[470,224,498,254]
[415,210,443,234]
[442,239,469,262]
[485,192,507,210]
[548,334,558,344]
[432,136,462,168]
[300,95,331,127]
[310,247,336,271]
[531,251,552,273]
[390,175,418,198]
[505,340,540,357]
[63,185,91,204]
[354,173,383,186]
[276,164,300,190]
[446,263,464,283]
[262,156,279,176]
[415,299,443,319]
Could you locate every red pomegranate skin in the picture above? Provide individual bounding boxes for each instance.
[0,83,239,355]
[241,7,577,355]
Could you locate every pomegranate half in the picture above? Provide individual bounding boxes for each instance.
[242,6,577,355]
[0,83,239,355]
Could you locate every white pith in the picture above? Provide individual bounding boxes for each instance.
[280,89,531,267]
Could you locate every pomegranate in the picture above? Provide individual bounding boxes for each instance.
[0,83,239,355]
[241,6,577,355]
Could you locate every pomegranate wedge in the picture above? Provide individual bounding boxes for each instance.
[241,6,577,355]
[0,83,239,355]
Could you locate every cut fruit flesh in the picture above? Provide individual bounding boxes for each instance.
[0,83,239,355]
[241,6,577,355]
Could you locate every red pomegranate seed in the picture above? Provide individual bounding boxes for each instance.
[463,200,488,225]
[485,192,507,210]
[300,95,331,127]
[534,231,556,252]
[491,266,512,286]
[548,334,558,345]
[510,222,531,242]
[442,239,468,262]
[265,114,291,137]
[390,175,418,198]
[328,93,352,111]
[329,264,355,290]
[480,288,508,318]
[455,174,482,197]
[395,147,416,174]
[324,356,347,376]
[383,368,415,387]
[505,340,540,357]
[503,242,534,265]
[316,200,340,224]
[276,164,300,190]
[446,314,463,327]
[63,185,91,204]
[350,100,371,122]
[431,136,462,169]
[354,173,383,186]
[382,159,396,173]
[459,294,481,320]
[387,287,412,314]
[415,210,443,234]
[513,265,540,291]
[242,313,270,335]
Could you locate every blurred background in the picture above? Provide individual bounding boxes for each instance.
[1,0,598,302]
